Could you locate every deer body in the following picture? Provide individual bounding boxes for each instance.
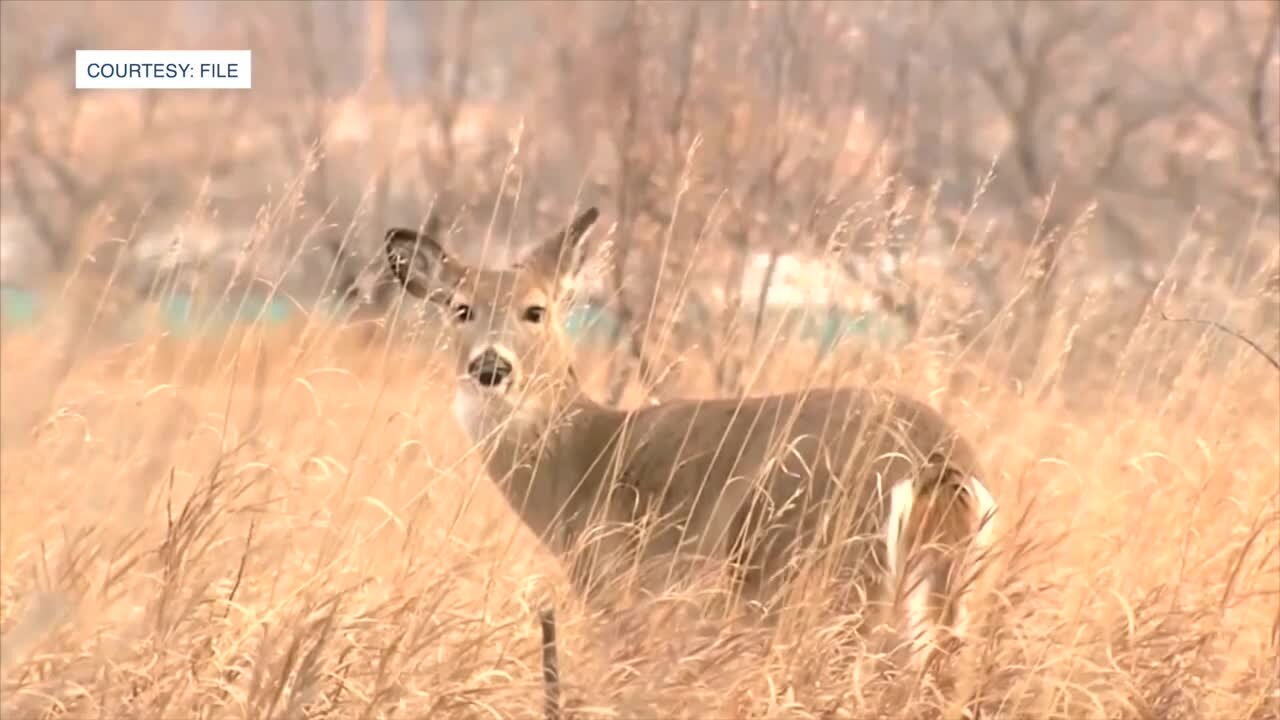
[385,207,997,650]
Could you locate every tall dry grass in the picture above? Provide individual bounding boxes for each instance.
[2,2,1279,717]
[0,214,1277,719]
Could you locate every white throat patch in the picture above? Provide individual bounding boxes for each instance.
[451,389,487,444]
[451,385,545,446]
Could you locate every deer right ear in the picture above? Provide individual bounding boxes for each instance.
[384,227,454,302]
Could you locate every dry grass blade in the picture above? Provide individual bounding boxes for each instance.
[1,2,1278,718]
[1160,310,1280,371]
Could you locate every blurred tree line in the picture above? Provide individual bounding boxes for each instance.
[1,0,1277,398]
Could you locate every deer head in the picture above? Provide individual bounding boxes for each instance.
[383,207,600,418]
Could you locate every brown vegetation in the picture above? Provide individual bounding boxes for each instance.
[1,1,1278,718]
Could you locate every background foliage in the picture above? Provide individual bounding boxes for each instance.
[1,2,1277,718]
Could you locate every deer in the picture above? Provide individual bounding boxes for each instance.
[383,206,998,657]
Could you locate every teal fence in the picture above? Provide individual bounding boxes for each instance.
[1,285,908,354]
[154,293,294,338]
[560,301,911,353]
[1,285,294,339]
[563,301,622,343]
[0,286,40,330]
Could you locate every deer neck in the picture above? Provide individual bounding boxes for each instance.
[452,368,615,548]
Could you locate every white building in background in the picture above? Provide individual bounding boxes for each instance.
[738,252,851,308]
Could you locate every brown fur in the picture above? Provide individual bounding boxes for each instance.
[383,207,997,649]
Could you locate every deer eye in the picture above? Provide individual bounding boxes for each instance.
[451,303,474,323]
[522,306,546,324]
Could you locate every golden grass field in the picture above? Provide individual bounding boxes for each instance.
[0,258,1276,720]
[1,3,1278,716]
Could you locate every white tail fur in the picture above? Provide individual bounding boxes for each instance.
[885,473,998,656]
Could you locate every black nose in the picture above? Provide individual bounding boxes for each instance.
[467,349,514,388]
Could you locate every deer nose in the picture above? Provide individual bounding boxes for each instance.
[467,349,514,388]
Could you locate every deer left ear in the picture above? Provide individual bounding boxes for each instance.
[383,215,458,303]
[523,207,599,293]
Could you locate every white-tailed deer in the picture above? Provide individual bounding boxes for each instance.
[384,207,997,654]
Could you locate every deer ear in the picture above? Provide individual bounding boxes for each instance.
[384,223,456,302]
[523,207,599,293]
